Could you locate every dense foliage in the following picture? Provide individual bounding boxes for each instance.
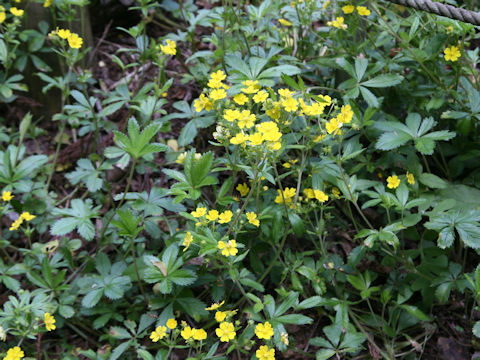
[0,0,480,359]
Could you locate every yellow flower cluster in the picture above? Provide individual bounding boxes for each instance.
[274,187,296,206]
[44,312,56,331]
[190,206,233,225]
[194,70,231,112]
[44,0,52,7]
[181,326,207,341]
[149,318,177,342]
[9,211,35,231]
[325,104,354,136]
[10,7,24,17]
[208,70,229,90]
[2,347,24,360]
[342,5,371,16]
[49,28,83,49]
[160,39,176,55]
[303,188,329,203]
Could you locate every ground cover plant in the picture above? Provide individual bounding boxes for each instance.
[0,0,480,359]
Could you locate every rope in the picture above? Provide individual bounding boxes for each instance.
[384,0,480,26]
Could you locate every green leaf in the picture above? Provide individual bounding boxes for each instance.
[473,321,480,338]
[82,289,104,308]
[359,86,379,108]
[275,314,313,325]
[399,304,430,321]
[375,130,411,151]
[418,173,447,189]
[361,74,404,88]
[110,340,133,360]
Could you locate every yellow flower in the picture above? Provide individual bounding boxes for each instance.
[218,210,233,224]
[67,33,83,49]
[248,132,264,146]
[386,175,400,189]
[246,212,260,227]
[256,345,275,360]
[281,331,289,345]
[209,89,227,101]
[274,187,296,205]
[241,80,260,94]
[444,45,461,62]
[326,117,342,135]
[224,109,240,122]
[278,18,293,26]
[180,326,195,340]
[20,212,35,221]
[255,321,274,340]
[160,39,176,55]
[253,90,269,103]
[237,110,256,129]
[182,232,193,251]
[314,189,329,203]
[44,0,52,7]
[356,6,371,16]
[215,322,236,342]
[0,12,5,24]
[210,70,226,82]
[191,207,207,218]
[406,172,415,185]
[337,104,353,124]
[257,121,282,142]
[322,0,330,9]
[194,93,213,112]
[217,240,238,257]
[313,134,326,142]
[233,93,249,105]
[304,188,315,199]
[278,88,294,98]
[57,29,71,39]
[9,218,23,231]
[10,7,24,16]
[166,318,177,329]
[230,132,248,145]
[215,311,227,322]
[206,210,219,221]
[327,17,347,30]
[150,326,167,342]
[332,187,341,198]
[44,313,56,331]
[205,300,225,311]
[3,347,24,360]
[342,5,355,14]
[236,183,249,196]
[281,97,298,112]
[193,328,207,341]
[2,191,13,202]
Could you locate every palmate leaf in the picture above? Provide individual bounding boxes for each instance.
[375,130,411,150]
[375,113,455,154]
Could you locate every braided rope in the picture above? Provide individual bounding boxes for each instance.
[385,0,480,26]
